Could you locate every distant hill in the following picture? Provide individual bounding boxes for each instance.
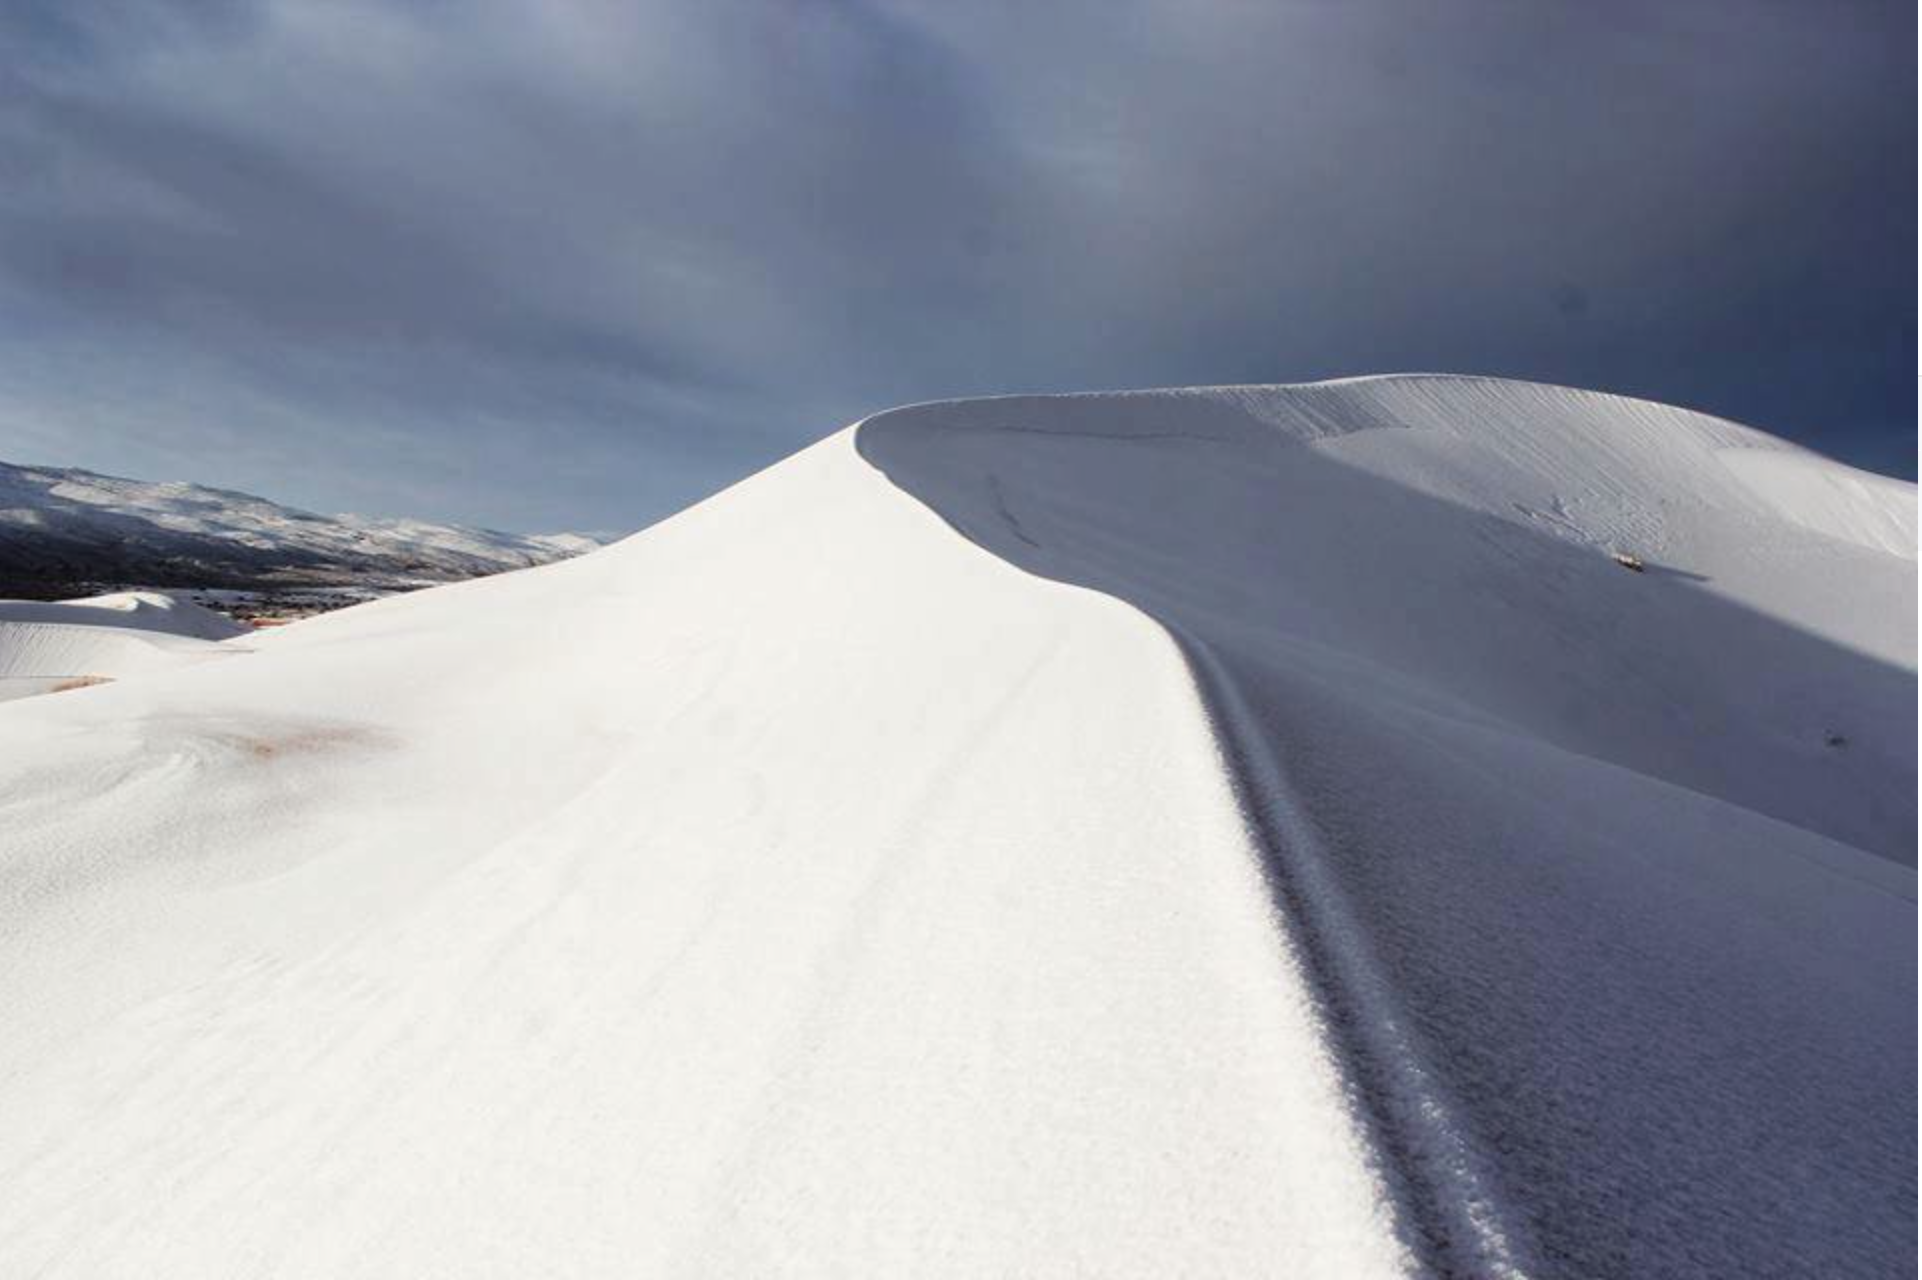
[0,458,604,599]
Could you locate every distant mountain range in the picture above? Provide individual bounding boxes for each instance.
[0,458,606,599]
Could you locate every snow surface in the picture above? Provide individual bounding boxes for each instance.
[0,590,248,703]
[1716,446,1918,560]
[0,376,1912,1277]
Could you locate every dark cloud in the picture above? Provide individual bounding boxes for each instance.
[0,0,1911,530]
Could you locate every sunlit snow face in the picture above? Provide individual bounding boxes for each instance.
[0,0,1910,528]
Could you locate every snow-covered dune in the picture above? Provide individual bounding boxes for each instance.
[861,376,1917,1276]
[0,377,1911,1277]
[0,590,248,703]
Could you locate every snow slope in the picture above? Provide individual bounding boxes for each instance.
[860,377,1917,1276]
[0,457,603,595]
[0,590,248,703]
[0,377,1912,1278]
[0,430,1403,1277]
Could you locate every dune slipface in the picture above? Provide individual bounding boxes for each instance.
[0,377,1912,1278]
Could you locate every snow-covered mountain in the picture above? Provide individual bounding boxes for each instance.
[0,458,603,597]
[0,377,1912,1278]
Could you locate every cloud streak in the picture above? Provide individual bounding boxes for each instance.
[0,0,1911,529]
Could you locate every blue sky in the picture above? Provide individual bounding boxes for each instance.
[1,0,1912,532]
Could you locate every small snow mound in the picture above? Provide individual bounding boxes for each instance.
[50,591,250,640]
[0,591,246,703]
